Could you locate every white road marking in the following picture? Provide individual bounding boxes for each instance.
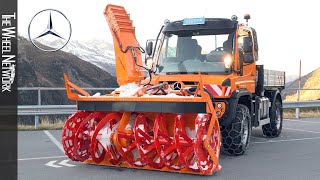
[59,159,76,167]
[284,128,320,134]
[251,136,267,141]
[285,119,320,124]
[43,130,64,153]
[46,160,62,168]
[252,136,320,144]
[18,155,66,161]
[45,160,76,168]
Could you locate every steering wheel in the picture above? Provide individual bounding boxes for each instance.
[214,47,224,51]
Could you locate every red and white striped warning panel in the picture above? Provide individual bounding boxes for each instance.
[203,84,232,97]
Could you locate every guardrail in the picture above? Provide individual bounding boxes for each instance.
[17,87,320,129]
[283,101,320,108]
[18,87,116,129]
[18,105,76,116]
[18,87,116,105]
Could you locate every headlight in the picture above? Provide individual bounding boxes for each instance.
[224,56,232,69]
[217,103,222,108]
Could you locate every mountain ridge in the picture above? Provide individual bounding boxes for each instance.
[285,67,320,101]
[18,36,118,105]
[22,35,116,75]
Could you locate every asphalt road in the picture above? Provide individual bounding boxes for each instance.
[18,118,320,180]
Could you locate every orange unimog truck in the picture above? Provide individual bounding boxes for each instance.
[62,5,285,175]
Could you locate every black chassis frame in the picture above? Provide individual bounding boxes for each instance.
[218,88,282,127]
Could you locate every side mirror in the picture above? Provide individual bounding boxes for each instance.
[146,41,153,56]
[243,37,253,53]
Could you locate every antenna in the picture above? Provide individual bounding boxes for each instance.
[203,8,207,17]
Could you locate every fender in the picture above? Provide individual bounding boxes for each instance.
[219,89,252,126]
[265,89,283,105]
[265,89,283,117]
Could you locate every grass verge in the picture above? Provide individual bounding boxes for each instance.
[283,108,320,119]
[18,117,65,131]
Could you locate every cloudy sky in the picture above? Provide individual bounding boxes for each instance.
[18,0,320,76]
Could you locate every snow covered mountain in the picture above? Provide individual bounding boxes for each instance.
[38,38,116,75]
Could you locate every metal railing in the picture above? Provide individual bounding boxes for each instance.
[18,87,116,106]
[18,87,116,129]
[283,88,320,118]
[17,87,320,129]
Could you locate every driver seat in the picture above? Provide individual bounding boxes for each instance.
[223,33,234,52]
[177,38,200,60]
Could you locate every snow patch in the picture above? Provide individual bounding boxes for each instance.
[125,114,136,130]
[171,165,181,169]
[132,148,140,160]
[138,124,145,132]
[202,135,207,141]
[116,83,141,97]
[97,122,119,149]
[134,161,143,166]
[92,92,101,97]
[142,93,193,98]
[189,161,199,170]
[155,157,160,163]
[140,147,149,154]
[185,127,196,138]
[200,160,207,166]
[202,165,209,171]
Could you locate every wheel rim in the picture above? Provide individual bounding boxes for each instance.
[241,116,249,146]
[275,107,281,129]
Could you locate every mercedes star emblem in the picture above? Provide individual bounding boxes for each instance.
[28,9,72,52]
[173,82,182,90]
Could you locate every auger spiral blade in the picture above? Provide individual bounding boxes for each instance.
[90,113,122,164]
[62,111,90,161]
[73,112,106,162]
[113,113,146,167]
[62,111,221,175]
[134,113,164,169]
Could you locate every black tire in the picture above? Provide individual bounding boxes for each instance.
[262,99,283,137]
[221,104,252,155]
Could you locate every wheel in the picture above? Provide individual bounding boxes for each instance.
[221,104,251,155]
[262,99,282,137]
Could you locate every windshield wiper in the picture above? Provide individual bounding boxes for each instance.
[190,72,209,75]
[165,72,209,75]
[166,72,188,75]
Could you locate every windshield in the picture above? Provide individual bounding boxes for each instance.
[156,33,234,74]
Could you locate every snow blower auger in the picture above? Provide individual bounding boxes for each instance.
[62,72,221,175]
[62,3,286,176]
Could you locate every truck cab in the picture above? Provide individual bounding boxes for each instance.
[146,15,285,155]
